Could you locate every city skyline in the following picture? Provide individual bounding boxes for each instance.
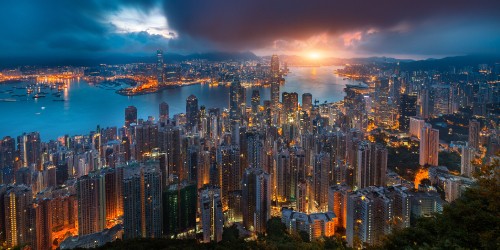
[0,1,499,249]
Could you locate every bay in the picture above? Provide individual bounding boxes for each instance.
[0,66,356,139]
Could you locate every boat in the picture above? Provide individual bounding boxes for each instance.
[32,94,46,99]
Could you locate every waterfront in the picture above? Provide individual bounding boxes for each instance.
[0,66,356,139]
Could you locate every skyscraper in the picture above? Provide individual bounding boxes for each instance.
[276,149,290,202]
[163,182,197,236]
[356,141,388,189]
[242,167,271,233]
[76,172,106,236]
[468,119,480,150]
[346,187,393,248]
[35,198,52,250]
[419,123,439,166]
[302,93,313,114]
[159,102,169,123]
[4,185,34,248]
[460,146,476,177]
[186,95,199,131]
[282,92,298,117]
[375,78,394,129]
[0,136,16,171]
[246,130,264,169]
[125,106,138,127]
[17,132,41,168]
[419,89,430,119]
[217,145,240,208]
[270,55,280,111]
[313,152,330,210]
[123,162,163,239]
[328,184,350,229]
[229,78,242,122]
[251,90,260,114]
[199,185,223,243]
[409,117,425,139]
[157,49,164,85]
[399,94,417,131]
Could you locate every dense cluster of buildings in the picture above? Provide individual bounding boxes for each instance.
[0,55,498,249]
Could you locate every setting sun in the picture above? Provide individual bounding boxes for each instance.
[307,51,321,60]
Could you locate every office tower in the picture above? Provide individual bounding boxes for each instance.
[242,167,271,233]
[282,92,299,117]
[199,185,224,243]
[270,55,280,111]
[217,145,240,207]
[159,102,169,123]
[419,123,439,166]
[186,95,199,131]
[163,182,196,236]
[125,106,138,127]
[123,163,163,239]
[281,208,336,241]
[461,146,476,177]
[302,93,313,114]
[356,142,388,189]
[157,49,164,85]
[409,117,425,139]
[76,172,106,236]
[251,90,260,114]
[35,198,52,250]
[399,94,417,131]
[328,184,350,229]
[346,187,393,248]
[229,79,242,122]
[17,132,42,168]
[313,152,330,210]
[468,119,480,150]
[4,185,34,248]
[419,89,430,119]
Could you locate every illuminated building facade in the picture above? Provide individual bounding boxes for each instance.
[199,185,223,243]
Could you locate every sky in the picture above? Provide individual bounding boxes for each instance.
[0,0,499,64]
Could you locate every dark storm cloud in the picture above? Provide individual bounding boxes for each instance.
[0,0,168,64]
[0,0,499,64]
[163,0,500,56]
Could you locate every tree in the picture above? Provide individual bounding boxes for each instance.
[376,156,500,249]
